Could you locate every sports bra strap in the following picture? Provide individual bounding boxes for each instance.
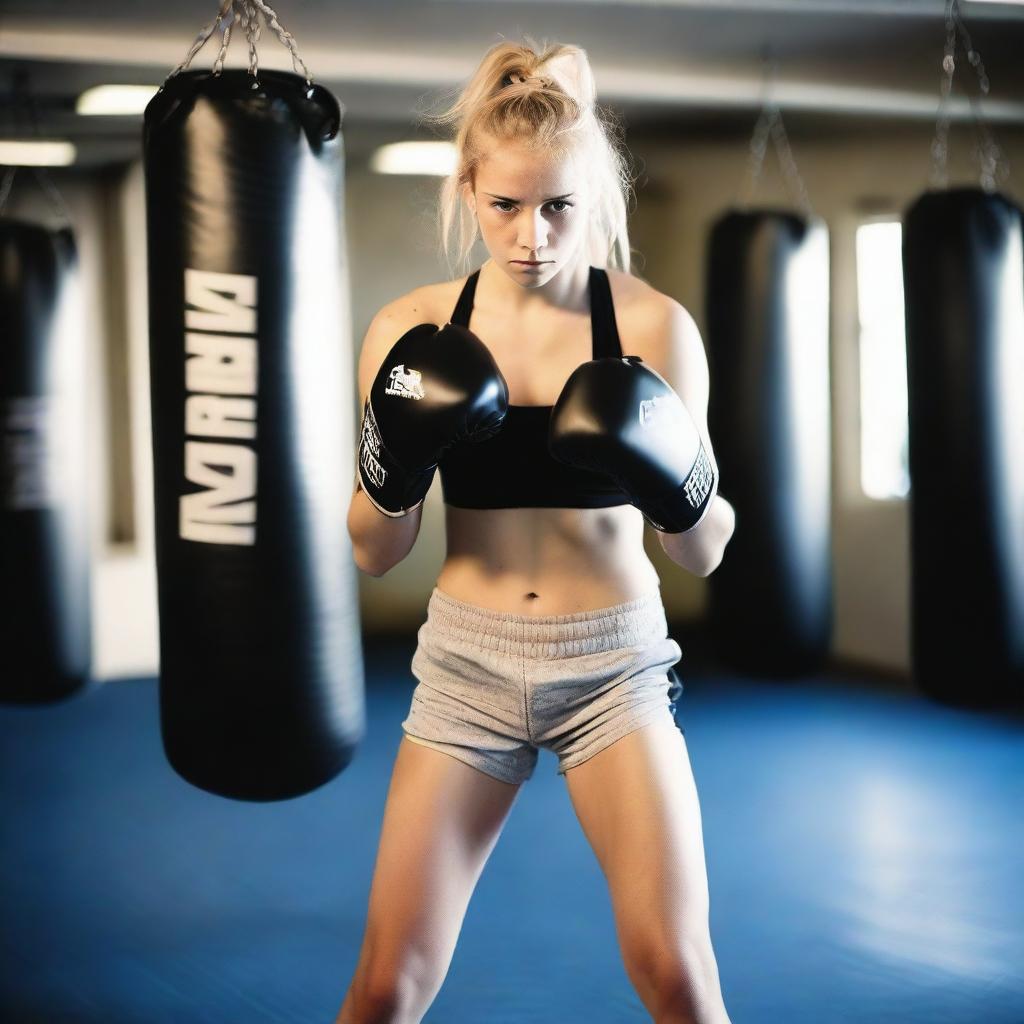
[589,266,623,360]
[450,270,479,327]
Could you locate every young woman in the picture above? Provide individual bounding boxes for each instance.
[340,38,736,1024]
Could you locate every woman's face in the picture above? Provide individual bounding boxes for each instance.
[466,136,590,287]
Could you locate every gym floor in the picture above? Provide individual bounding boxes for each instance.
[1,634,1022,1024]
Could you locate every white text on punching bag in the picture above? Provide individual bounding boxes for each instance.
[181,269,258,545]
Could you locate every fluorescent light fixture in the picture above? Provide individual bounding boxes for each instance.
[0,140,76,166]
[369,141,457,176]
[77,84,159,116]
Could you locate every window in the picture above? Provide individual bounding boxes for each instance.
[856,220,910,500]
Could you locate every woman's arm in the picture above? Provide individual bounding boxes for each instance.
[346,296,430,576]
[634,296,735,576]
[659,494,735,576]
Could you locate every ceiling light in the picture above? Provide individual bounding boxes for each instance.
[0,140,76,166]
[77,84,160,116]
[369,141,457,176]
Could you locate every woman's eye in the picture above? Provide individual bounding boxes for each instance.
[490,200,572,214]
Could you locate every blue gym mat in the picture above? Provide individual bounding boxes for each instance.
[2,636,1022,1023]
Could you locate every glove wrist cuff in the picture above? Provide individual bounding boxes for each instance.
[357,398,435,516]
[639,444,719,533]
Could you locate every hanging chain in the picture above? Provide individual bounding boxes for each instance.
[166,0,312,89]
[739,56,815,220]
[167,0,233,80]
[247,0,312,85]
[239,1,262,81]
[32,167,73,224]
[0,167,16,213]
[213,0,238,77]
[0,71,73,225]
[929,0,1007,192]
[0,166,72,223]
[768,106,813,219]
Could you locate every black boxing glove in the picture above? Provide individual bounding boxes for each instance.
[549,356,717,533]
[357,322,509,516]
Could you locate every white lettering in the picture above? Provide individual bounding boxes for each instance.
[1,396,63,510]
[181,269,258,545]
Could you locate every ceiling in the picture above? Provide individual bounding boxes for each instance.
[1,0,1023,167]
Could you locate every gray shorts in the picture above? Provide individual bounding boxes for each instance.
[400,586,684,785]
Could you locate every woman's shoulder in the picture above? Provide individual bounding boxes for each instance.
[605,266,686,330]
[380,275,469,327]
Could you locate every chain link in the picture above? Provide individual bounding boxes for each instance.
[167,0,233,81]
[0,167,15,213]
[0,167,72,224]
[212,0,237,77]
[929,0,1008,192]
[166,0,312,89]
[739,56,815,221]
[247,0,312,85]
[31,167,74,224]
[0,73,74,225]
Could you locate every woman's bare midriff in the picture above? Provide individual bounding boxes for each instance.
[435,503,662,615]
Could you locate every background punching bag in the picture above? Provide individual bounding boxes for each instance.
[144,69,364,800]
[705,210,832,676]
[0,220,91,703]
[903,188,1024,707]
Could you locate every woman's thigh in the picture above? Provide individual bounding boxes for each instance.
[353,735,521,998]
[562,716,721,990]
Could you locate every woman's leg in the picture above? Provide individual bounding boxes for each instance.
[563,715,731,1024]
[336,736,522,1024]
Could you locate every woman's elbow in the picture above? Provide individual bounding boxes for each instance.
[697,547,726,577]
[351,543,394,578]
[354,555,385,578]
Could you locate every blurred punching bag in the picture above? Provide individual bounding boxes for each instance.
[0,221,91,703]
[903,188,1024,706]
[144,68,364,800]
[706,211,832,675]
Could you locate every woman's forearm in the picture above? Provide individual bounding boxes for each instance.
[347,482,422,576]
[657,494,736,577]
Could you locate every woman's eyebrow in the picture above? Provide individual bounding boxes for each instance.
[483,192,576,203]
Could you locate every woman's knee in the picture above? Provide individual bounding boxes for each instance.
[627,935,728,1024]
[345,965,439,1024]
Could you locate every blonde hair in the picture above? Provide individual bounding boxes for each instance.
[421,37,638,278]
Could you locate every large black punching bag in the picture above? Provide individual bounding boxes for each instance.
[0,221,91,704]
[903,188,1024,707]
[144,69,364,800]
[705,211,832,676]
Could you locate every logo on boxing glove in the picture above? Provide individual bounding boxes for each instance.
[638,394,681,429]
[385,365,425,400]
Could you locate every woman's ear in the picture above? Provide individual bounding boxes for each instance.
[460,182,476,216]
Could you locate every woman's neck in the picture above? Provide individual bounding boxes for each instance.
[478,256,591,316]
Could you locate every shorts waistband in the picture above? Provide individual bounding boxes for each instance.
[425,586,669,659]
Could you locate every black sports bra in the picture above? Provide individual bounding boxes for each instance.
[437,266,631,511]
